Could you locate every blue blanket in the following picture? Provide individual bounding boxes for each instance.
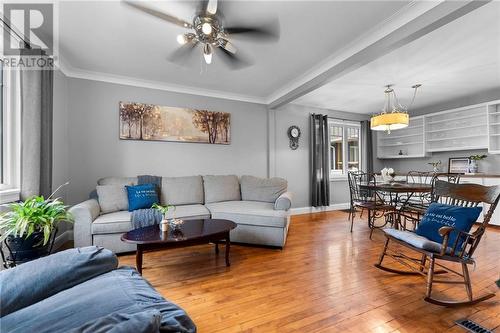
[1,249,196,333]
[131,209,163,229]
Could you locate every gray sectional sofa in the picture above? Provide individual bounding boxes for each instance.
[70,175,292,253]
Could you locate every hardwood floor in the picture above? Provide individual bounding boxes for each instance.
[118,211,500,332]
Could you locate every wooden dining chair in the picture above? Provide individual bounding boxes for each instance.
[399,173,461,231]
[375,180,500,306]
[347,171,395,238]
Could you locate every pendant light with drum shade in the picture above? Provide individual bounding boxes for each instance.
[371,84,421,134]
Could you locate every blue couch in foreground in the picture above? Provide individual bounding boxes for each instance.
[0,246,196,333]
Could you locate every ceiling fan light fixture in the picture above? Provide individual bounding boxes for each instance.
[202,22,212,35]
[176,34,187,45]
[203,44,212,64]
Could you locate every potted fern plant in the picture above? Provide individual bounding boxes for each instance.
[0,186,73,264]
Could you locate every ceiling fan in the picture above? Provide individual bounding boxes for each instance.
[123,0,280,69]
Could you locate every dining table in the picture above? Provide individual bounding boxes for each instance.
[359,180,433,230]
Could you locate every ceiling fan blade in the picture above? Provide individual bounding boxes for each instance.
[123,1,192,28]
[215,46,251,70]
[220,40,236,54]
[198,0,218,15]
[207,0,218,15]
[225,20,280,42]
[167,41,199,65]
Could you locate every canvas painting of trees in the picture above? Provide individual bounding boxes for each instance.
[119,102,231,144]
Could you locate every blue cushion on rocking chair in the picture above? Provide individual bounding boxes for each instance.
[415,203,482,249]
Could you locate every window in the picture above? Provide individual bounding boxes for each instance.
[329,119,362,178]
[0,62,21,203]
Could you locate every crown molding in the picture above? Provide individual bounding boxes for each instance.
[57,61,267,105]
[265,0,445,107]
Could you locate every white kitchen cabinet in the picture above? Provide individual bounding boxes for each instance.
[482,178,500,226]
[461,176,500,226]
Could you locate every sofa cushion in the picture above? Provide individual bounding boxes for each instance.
[161,176,204,205]
[384,228,445,253]
[126,184,159,211]
[96,185,129,214]
[240,175,287,203]
[92,211,132,234]
[97,177,137,186]
[203,175,241,204]
[1,267,196,333]
[173,204,211,220]
[206,201,288,228]
[92,205,211,235]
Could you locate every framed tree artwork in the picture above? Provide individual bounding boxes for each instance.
[119,102,231,144]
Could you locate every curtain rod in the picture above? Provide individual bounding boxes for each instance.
[0,17,32,50]
[310,113,367,122]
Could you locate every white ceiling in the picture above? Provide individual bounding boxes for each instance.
[55,0,411,102]
[293,1,500,114]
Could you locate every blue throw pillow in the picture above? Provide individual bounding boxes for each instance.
[126,184,159,212]
[416,203,482,249]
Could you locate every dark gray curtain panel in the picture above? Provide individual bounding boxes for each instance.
[310,114,330,207]
[361,120,373,174]
[20,51,53,199]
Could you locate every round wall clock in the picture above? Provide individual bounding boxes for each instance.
[287,125,301,150]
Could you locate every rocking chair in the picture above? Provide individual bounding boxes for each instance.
[375,180,500,306]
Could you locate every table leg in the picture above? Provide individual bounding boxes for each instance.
[214,241,219,254]
[136,246,143,275]
[225,233,231,267]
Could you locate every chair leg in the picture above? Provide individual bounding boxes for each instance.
[368,210,374,239]
[377,238,390,266]
[350,208,355,232]
[419,254,427,272]
[425,257,435,298]
[462,263,473,301]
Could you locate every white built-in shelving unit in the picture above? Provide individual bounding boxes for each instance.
[377,116,426,159]
[425,104,488,152]
[488,103,500,153]
[377,100,500,159]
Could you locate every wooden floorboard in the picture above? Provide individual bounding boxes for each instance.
[118,211,500,332]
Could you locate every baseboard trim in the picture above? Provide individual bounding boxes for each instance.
[290,203,350,215]
[54,230,73,250]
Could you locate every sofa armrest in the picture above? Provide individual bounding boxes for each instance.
[69,199,100,248]
[274,191,293,211]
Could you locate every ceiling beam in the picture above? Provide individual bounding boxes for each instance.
[268,0,491,109]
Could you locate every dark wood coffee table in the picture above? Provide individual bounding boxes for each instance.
[121,219,236,274]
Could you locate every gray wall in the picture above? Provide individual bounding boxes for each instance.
[65,78,269,204]
[273,103,369,208]
[374,91,500,174]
